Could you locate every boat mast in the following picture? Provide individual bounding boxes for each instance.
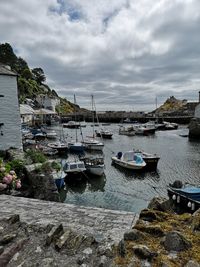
[91,94,95,139]
[74,94,78,142]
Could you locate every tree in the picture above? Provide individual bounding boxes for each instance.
[32,67,46,84]
[0,43,17,68]
[21,68,32,80]
[15,57,29,75]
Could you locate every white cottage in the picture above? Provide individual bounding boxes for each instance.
[0,64,22,151]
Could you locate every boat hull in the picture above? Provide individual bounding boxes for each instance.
[111,157,146,170]
[86,165,104,176]
[168,187,200,213]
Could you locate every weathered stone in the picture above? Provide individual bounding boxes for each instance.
[83,247,93,255]
[118,239,126,258]
[0,238,28,266]
[148,197,173,212]
[135,224,165,237]
[41,257,58,267]
[0,246,4,255]
[0,233,17,245]
[139,209,162,222]
[191,209,200,231]
[7,214,20,224]
[97,243,114,258]
[45,224,64,246]
[55,230,72,251]
[184,260,200,267]
[124,229,145,241]
[132,245,158,260]
[162,231,192,252]
[98,255,109,267]
[161,262,170,267]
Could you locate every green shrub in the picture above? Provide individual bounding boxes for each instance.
[25,149,47,164]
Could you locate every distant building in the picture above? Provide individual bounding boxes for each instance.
[36,94,60,112]
[0,64,22,151]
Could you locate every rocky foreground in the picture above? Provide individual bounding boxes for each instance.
[0,195,199,266]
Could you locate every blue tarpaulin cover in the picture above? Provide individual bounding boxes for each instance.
[178,187,200,194]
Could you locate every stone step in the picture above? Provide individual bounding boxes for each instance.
[0,195,138,243]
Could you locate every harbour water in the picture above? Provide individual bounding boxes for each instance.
[56,124,200,213]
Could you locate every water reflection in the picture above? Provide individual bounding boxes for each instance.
[50,124,200,213]
[59,173,106,202]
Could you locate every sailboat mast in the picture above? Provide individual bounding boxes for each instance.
[91,94,95,138]
[74,94,78,142]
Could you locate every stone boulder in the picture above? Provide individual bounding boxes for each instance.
[148,197,173,212]
[124,229,145,241]
[162,231,192,252]
[184,260,200,267]
[132,245,158,261]
[191,209,200,231]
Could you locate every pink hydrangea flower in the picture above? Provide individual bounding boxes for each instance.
[16,180,21,189]
[3,175,13,184]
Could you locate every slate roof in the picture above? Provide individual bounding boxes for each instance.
[0,64,17,76]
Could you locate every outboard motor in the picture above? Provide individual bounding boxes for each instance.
[170,180,183,189]
[117,152,122,159]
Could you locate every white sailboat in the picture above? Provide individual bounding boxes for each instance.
[82,95,104,151]
[68,95,85,153]
[48,113,68,154]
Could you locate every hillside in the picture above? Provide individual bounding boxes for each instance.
[154,96,188,115]
[0,43,79,114]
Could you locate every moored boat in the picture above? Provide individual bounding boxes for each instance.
[95,129,113,139]
[80,156,105,176]
[119,126,135,136]
[63,160,86,182]
[133,149,160,171]
[82,138,104,151]
[168,180,200,213]
[111,151,146,170]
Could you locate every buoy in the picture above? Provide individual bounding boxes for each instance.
[177,195,180,203]
[187,201,192,208]
[172,194,176,200]
[191,203,195,211]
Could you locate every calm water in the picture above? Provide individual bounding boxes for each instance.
[54,124,200,213]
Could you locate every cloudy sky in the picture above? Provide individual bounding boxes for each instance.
[0,0,200,111]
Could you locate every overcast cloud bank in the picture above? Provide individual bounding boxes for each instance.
[0,0,200,110]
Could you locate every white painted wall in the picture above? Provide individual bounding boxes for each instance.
[0,75,22,150]
[194,104,200,118]
[36,95,60,112]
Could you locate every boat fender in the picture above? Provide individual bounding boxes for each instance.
[191,203,195,211]
[172,194,176,200]
[177,195,180,203]
[187,201,192,208]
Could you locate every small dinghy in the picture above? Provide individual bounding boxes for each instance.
[111,151,146,170]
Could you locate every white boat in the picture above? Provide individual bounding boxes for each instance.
[119,126,135,136]
[95,129,113,139]
[80,156,105,176]
[63,121,80,128]
[111,151,146,170]
[83,95,104,151]
[82,138,104,151]
[63,160,86,175]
